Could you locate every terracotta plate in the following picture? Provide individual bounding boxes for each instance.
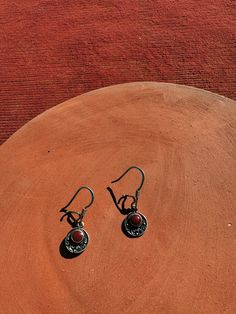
[0,83,235,313]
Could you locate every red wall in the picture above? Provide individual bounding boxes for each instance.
[0,1,235,144]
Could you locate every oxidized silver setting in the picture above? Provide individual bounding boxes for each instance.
[123,212,148,237]
[108,166,148,238]
[59,186,94,257]
[65,227,89,254]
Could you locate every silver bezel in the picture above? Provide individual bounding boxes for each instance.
[64,228,89,254]
[123,212,148,237]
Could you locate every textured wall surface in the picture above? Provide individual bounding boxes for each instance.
[0,0,235,144]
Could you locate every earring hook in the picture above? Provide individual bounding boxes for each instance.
[111,166,145,209]
[59,186,94,224]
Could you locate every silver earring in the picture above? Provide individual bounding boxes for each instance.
[108,166,148,238]
[59,186,94,254]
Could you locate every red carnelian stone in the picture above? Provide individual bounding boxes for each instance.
[129,214,142,226]
[71,229,84,243]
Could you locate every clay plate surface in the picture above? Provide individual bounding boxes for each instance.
[0,82,235,313]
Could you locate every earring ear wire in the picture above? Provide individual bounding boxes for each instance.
[111,166,145,210]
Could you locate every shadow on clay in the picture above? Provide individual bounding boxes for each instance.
[120,220,139,238]
[59,239,84,259]
[106,186,134,215]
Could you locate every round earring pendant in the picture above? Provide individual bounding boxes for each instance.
[64,227,89,254]
[123,212,148,237]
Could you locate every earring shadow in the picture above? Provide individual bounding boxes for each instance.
[59,238,84,259]
[121,220,137,238]
[106,187,134,215]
